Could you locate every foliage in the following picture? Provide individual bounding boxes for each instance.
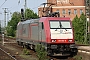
[87,33,90,44]
[25,8,39,19]
[72,15,79,41]
[6,12,21,37]
[23,48,30,55]
[72,13,88,44]
[73,55,82,60]
[35,44,47,60]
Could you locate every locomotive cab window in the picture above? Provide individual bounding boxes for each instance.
[50,20,71,29]
[50,21,60,29]
[60,21,71,28]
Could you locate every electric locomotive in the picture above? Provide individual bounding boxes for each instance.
[16,3,77,56]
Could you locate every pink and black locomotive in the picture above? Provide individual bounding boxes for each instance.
[16,3,77,56]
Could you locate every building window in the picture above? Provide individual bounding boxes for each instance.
[86,0,89,6]
[74,9,77,14]
[80,9,83,14]
[62,9,66,14]
[56,9,60,12]
[86,9,89,15]
[68,9,71,15]
[48,10,51,14]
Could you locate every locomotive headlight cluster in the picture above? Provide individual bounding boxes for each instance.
[68,40,72,42]
[51,39,73,42]
[52,40,56,42]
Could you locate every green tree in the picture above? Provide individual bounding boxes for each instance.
[72,15,79,41]
[72,13,87,44]
[6,12,21,37]
[25,8,38,19]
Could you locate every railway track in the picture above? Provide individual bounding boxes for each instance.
[0,47,17,60]
[48,56,76,60]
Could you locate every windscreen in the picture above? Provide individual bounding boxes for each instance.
[50,20,71,29]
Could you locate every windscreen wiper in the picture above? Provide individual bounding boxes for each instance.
[60,22,67,31]
[55,25,60,31]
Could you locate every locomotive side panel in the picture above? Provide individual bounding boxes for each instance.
[16,25,19,38]
[16,23,23,41]
[31,23,39,41]
[42,29,46,41]
[22,23,29,39]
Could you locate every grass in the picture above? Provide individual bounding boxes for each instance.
[19,54,38,60]
[0,39,1,41]
[23,48,30,55]
[73,55,82,60]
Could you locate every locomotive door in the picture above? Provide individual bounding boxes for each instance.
[39,22,44,43]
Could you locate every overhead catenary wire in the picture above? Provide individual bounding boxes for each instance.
[1,0,22,14]
[0,0,7,8]
[9,0,21,10]
[32,0,43,9]
[9,0,24,13]
[32,5,41,9]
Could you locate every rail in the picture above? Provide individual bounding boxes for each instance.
[0,48,17,60]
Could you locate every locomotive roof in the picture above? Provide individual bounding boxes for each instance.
[20,18,40,24]
[39,17,70,22]
[19,17,70,25]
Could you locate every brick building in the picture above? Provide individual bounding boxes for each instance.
[38,0,85,20]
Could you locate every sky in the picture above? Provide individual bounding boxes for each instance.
[0,0,46,27]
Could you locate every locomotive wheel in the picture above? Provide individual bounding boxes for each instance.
[30,44,33,49]
[17,41,20,45]
[22,45,25,48]
[26,45,30,49]
[47,50,53,56]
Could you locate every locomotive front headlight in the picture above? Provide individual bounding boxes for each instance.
[68,40,72,42]
[52,40,56,42]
